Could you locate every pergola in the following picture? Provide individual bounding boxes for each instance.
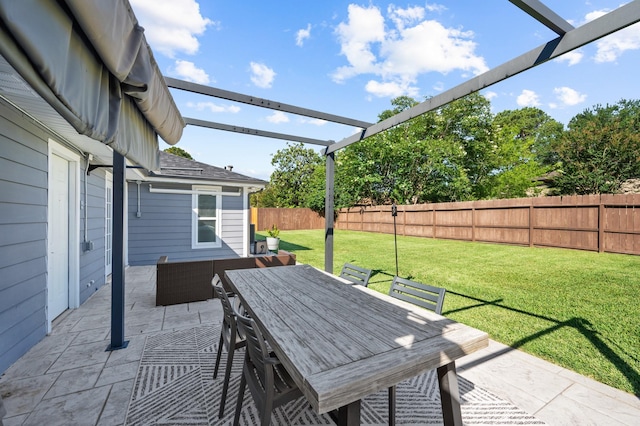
[165,0,640,274]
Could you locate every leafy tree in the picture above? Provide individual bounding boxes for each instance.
[164,146,193,159]
[553,99,640,194]
[257,143,324,207]
[490,108,564,198]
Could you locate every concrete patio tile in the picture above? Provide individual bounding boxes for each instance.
[95,361,139,388]
[163,303,190,316]
[1,413,28,426]
[558,367,640,410]
[535,393,626,426]
[459,344,574,404]
[69,312,112,332]
[43,364,103,399]
[96,380,134,426]
[47,341,110,373]
[71,327,110,346]
[0,351,61,381]
[458,362,549,415]
[18,332,79,358]
[560,383,640,425]
[104,336,146,368]
[21,386,110,426]
[123,321,163,337]
[161,312,205,330]
[0,374,59,417]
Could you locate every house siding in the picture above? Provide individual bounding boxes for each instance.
[0,99,109,374]
[127,182,246,265]
[79,169,108,303]
[0,100,49,374]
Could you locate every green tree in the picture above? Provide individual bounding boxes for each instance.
[490,108,564,198]
[259,143,324,207]
[554,99,640,194]
[164,146,193,159]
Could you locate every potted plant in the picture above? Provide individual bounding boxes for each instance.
[265,224,280,251]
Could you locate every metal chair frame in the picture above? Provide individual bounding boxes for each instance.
[387,275,446,426]
[212,275,246,419]
[233,311,303,426]
[339,262,373,286]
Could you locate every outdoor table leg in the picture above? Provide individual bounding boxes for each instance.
[437,361,463,426]
[336,400,361,426]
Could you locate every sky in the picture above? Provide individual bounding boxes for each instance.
[129,0,640,181]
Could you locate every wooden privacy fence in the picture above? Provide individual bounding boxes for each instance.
[252,194,640,255]
[338,194,640,256]
[252,207,325,231]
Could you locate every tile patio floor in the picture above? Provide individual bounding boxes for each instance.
[0,265,638,425]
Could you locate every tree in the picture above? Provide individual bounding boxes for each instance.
[553,99,640,194]
[256,143,324,208]
[164,146,193,159]
[489,108,564,198]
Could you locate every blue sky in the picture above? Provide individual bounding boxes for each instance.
[129,1,640,180]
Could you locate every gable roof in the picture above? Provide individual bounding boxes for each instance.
[148,151,267,187]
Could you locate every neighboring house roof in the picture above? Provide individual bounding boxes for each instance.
[149,151,267,187]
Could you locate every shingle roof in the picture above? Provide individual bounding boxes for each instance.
[150,151,267,186]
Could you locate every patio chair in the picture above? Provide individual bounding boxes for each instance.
[212,275,247,419]
[339,262,372,286]
[233,311,303,426]
[387,276,446,426]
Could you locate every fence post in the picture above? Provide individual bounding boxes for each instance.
[598,195,605,253]
[529,202,534,248]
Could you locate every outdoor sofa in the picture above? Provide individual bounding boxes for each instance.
[156,251,296,306]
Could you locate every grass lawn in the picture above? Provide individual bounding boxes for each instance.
[259,229,640,396]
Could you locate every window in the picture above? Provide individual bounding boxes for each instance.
[192,186,222,248]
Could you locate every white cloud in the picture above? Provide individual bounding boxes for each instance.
[331,4,487,98]
[298,117,328,126]
[266,111,289,123]
[365,80,419,98]
[516,89,540,107]
[484,91,497,100]
[130,0,214,58]
[553,86,587,106]
[186,101,240,113]
[580,8,640,63]
[432,81,445,92]
[170,60,210,84]
[296,24,312,47]
[249,62,276,88]
[555,50,583,66]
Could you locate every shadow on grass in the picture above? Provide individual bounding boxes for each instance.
[447,290,640,397]
[277,240,312,251]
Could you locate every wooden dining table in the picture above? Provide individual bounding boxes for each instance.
[225,264,488,426]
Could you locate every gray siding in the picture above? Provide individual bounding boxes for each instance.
[79,169,107,303]
[128,182,247,265]
[0,100,49,374]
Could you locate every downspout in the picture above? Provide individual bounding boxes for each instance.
[136,180,141,217]
[83,154,91,249]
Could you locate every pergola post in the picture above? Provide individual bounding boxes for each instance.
[108,150,128,351]
[324,151,335,273]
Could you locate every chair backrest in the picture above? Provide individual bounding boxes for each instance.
[388,276,446,314]
[235,312,273,390]
[340,263,373,286]
[212,275,238,334]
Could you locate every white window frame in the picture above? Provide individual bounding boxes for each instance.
[191,185,222,249]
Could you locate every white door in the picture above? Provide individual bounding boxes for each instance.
[49,153,70,319]
[105,172,113,276]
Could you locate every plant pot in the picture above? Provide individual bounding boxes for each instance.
[266,237,280,251]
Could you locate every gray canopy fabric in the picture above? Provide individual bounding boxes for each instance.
[0,0,184,170]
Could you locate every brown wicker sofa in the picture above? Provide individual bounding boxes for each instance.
[155,251,296,306]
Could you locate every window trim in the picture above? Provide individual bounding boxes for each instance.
[191,185,222,249]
